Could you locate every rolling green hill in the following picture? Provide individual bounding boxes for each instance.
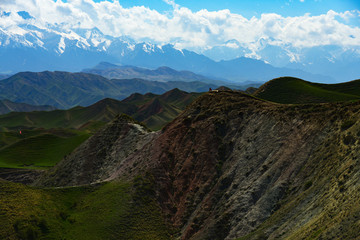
[0,89,201,131]
[254,77,360,104]
[0,129,90,169]
[0,89,201,169]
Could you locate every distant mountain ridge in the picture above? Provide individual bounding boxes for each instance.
[0,88,201,131]
[83,62,229,85]
[0,74,10,80]
[0,71,216,109]
[0,22,341,83]
[0,99,55,115]
[203,40,360,82]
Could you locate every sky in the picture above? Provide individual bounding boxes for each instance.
[0,0,359,54]
[98,0,360,18]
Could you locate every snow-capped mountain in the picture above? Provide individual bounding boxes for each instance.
[0,10,358,83]
[202,38,360,82]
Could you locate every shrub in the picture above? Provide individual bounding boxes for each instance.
[341,119,356,131]
[343,134,356,145]
[304,180,313,190]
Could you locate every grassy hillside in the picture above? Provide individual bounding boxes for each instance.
[0,100,133,130]
[0,89,202,131]
[0,89,201,170]
[0,179,171,240]
[0,129,90,169]
[132,89,201,130]
[254,77,360,104]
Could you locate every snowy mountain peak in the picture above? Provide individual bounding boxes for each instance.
[0,11,359,82]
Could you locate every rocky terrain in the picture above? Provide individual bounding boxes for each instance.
[35,90,360,239]
[38,115,156,187]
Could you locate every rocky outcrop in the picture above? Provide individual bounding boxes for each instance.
[36,114,157,187]
[0,168,44,184]
[37,91,360,239]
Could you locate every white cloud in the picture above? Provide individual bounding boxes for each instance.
[0,0,359,53]
[163,0,179,9]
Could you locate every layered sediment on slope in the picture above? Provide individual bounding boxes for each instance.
[36,114,157,187]
[37,91,360,239]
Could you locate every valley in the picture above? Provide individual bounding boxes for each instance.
[0,77,359,239]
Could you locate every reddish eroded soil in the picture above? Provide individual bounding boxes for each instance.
[37,91,360,239]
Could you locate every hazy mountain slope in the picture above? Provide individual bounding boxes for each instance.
[83,62,227,85]
[215,57,333,83]
[114,48,333,83]
[254,77,360,104]
[0,74,10,80]
[0,71,120,109]
[111,78,216,96]
[0,89,201,131]
[0,99,56,115]
[0,100,131,130]
[0,71,215,109]
[36,90,360,239]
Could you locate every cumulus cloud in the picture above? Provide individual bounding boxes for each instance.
[163,0,179,9]
[0,0,359,52]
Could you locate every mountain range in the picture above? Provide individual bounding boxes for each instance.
[0,71,216,109]
[83,62,230,86]
[0,88,201,132]
[203,39,360,82]
[1,21,352,83]
[0,88,201,172]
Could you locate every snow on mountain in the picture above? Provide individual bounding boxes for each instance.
[202,37,360,82]
[0,10,359,82]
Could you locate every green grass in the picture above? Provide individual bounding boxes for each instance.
[0,91,201,131]
[254,77,360,104]
[0,179,171,240]
[0,129,90,169]
[78,120,108,133]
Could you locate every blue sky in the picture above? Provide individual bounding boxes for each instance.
[92,0,360,18]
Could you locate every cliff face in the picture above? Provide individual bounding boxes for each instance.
[37,91,360,239]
